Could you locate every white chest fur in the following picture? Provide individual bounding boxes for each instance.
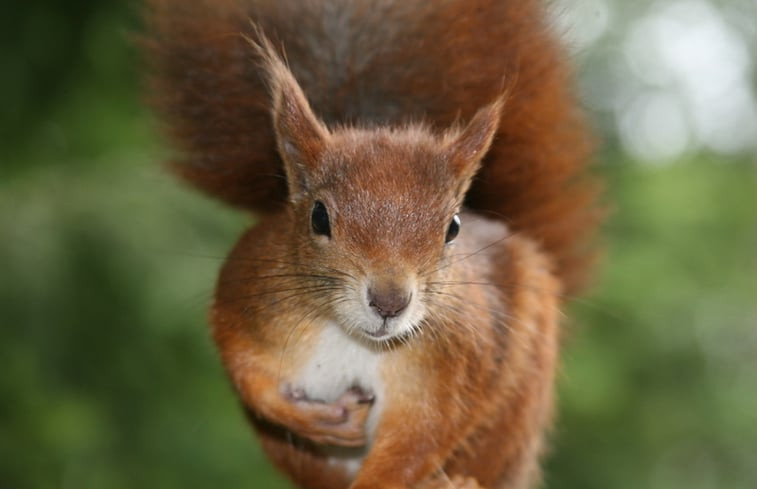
[293,322,385,474]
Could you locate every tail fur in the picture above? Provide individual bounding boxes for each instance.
[143,0,601,294]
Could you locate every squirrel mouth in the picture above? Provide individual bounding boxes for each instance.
[364,322,391,340]
[359,319,405,343]
[359,317,418,344]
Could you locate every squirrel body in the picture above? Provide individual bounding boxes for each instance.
[146,0,601,487]
[213,210,559,488]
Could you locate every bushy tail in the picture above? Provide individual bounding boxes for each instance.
[143,0,602,294]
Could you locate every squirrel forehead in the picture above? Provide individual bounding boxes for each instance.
[318,129,457,194]
[303,131,460,241]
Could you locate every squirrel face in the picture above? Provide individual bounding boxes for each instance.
[288,129,466,341]
[259,36,504,342]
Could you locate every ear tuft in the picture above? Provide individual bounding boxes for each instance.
[445,96,506,181]
[244,25,329,199]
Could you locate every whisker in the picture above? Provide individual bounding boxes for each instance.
[215,284,344,307]
[422,232,516,277]
[218,255,357,280]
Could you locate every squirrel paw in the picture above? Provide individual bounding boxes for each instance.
[282,385,374,447]
[420,475,486,489]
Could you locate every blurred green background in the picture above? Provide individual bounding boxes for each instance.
[1,1,755,488]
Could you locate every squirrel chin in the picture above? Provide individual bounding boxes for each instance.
[344,319,420,346]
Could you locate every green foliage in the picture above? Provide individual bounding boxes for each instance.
[547,160,757,489]
[2,2,756,488]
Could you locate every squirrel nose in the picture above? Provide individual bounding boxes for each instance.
[368,287,411,319]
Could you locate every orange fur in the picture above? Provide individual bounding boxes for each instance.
[144,1,601,488]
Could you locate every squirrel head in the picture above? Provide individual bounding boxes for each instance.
[252,32,503,343]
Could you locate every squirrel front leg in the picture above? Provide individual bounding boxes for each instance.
[214,320,372,447]
[349,395,465,489]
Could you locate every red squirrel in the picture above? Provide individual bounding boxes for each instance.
[145,0,601,487]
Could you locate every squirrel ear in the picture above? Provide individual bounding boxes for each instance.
[271,73,330,197]
[246,28,329,200]
[445,97,505,182]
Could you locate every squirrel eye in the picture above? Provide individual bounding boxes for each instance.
[311,201,331,237]
[445,214,461,244]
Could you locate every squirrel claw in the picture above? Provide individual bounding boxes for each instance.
[282,384,307,402]
[342,386,376,405]
[421,475,486,489]
[280,385,373,447]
